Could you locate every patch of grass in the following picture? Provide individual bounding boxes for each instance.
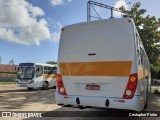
[152,88,160,95]
[151,79,160,86]
[0,82,16,85]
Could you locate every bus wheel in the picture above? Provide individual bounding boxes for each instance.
[42,81,49,90]
[27,87,33,90]
[144,86,148,109]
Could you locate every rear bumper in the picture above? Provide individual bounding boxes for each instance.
[55,92,144,112]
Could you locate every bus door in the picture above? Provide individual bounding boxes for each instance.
[34,65,43,86]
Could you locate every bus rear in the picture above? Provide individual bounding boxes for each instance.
[56,18,142,111]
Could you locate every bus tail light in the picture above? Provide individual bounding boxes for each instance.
[123,74,138,99]
[56,74,67,95]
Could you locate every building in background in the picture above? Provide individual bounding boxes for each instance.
[0,64,18,82]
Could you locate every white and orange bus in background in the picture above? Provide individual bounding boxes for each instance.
[16,63,57,90]
[55,18,151,112]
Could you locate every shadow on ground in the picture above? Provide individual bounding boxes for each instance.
[25,93,159,120]
[0,87,56,110]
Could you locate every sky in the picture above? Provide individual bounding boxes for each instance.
[0,0,160,65]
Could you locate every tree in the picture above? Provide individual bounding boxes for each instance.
[120,2,160,79]
[46,61,57,65]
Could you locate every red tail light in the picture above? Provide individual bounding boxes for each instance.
[128,82,136,90]
[56,74,67,95]
[122,74,138,99]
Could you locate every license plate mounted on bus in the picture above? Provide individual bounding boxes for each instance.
[86,84,100,90]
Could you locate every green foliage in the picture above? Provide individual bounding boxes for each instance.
[152,88,160,95]
[120,2,160,79]
[46,61,57,65]
[151,64,160,79]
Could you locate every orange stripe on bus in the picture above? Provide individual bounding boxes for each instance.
[59,61,132,76]
[43,74,56,78]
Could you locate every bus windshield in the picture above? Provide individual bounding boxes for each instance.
[17,66,35,79]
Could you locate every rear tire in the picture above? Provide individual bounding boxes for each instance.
[27,87,33,90]
[57,104,64,106]
[42,81,49,90]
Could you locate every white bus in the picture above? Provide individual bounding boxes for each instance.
[16,63,57,90]
[55,18,151,112]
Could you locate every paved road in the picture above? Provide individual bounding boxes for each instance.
[0,85,159,120]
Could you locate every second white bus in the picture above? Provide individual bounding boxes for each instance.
[16,63,57,90]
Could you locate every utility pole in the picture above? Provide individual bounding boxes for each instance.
[9,59,14,65]
[0,56,1,64]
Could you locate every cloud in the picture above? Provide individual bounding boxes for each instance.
[0,0,50,46]
[114,0,128,17]
[50,0,64,5]
[139,26,143,29]
[139,24,144,29]
[51,22,63,42]
[50,0,72,6]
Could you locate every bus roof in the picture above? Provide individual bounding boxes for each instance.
[19,63,57,67]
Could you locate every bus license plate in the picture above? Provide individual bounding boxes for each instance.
[86,84,100,90]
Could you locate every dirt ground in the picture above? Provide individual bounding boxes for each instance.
[0,84,159,120]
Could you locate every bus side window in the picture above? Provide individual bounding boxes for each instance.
[145,59,147,69]
[140,50,143,66]
[44,66,52,74]
[137,50,141,65]
[136,33,141,50]
[51,67,57,74]
[136,34,139,48]
[36,66,43,77]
